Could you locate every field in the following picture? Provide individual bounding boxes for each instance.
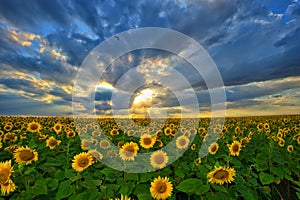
[0,115,299,200]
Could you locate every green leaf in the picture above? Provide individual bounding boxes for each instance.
[211,184,228,193]
[176,178,203,194]
[54,170,65,181]
[46,178,59,191]
[137,193,152,200]
[124,173,139,181]
[55,180,75,200]
[31,179,47,195]
[139,173,153,183]
[119,182,135,196]
[270,166,285,179]
[24,167,35,175]
[134,184,149,195]
[259,172,274,185]
[174,167,185,178]
[195,185,210,195]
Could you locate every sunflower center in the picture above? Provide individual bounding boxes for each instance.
[20,150,34,161]
[0,170,9,184]
[211,145,217,152]
[158,183,167,193]
[179,139,187,146]
[30,124,38,131]
[143,138,152,145]
[154,154,165,164]
[232,144,239,152]
[124,147,134,156]
[49,139,57,146]
[79,158,89,167]
[214,170,229,179]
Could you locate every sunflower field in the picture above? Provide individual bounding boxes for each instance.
[0,115,299,199]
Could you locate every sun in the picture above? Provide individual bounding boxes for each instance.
[133,88,154,105]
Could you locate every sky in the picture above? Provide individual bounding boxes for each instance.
[0,0,299,117]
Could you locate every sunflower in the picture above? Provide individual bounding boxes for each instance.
[150,150,168,169]
[3,133,17,143]
[113,194,131,200]
[194,157,201,166]
[27,121,41,133]
[53,123,63,134]
[72,152,94,172]
[4,145,19,153]
[66,130,76,138]
[140,134,156,149]
[1,179,16,195]
[191,144,196,151]
[207,166,236,185]
[99,139,111,149]
[13,146,38,165]
[176,135,190,149]
[155,140,164,147]
[240,137,250,147]
[0,160,13,186]
[150,176,173,200]
[110,129,119,136]
[88,150,103,162]
[46,136,61,150]
[257,123,263,132]
[164,127,171,136]
[119,142,139,161]
[287,145,294,152]
[208,142,219,155]
[228,141,242,156]
[278,138,285,147]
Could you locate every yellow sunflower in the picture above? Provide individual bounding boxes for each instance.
[110,129,119,136]
[207,166,236,185]
[155,140,164,147]
[278,138,285,147]
[191,144,196,151]
[13,146,38,165]
[0,160,13,186]
[176,135,190,149]
[228,141,242,156]
[150,176,173,200]
[240,137,250,147]
[53,123,63,134]
[208,142,219,155]
[113,194,131,200]
[150,150,168,169]
[46,136,61,150]
[1,179,17,195]
[99,139,111,149]
[195,157,201,166]
[72,152,94,172]
[287,145,293,152]
[164,127,171,136]
[27,121,41,133]
[119,142,139,161]
[140,134,156,149]
[88,150,103,162]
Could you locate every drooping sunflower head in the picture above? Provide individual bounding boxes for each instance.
[13,146,38,165]
[0,160,13,185]
[176,135,190,149]
[208,142,219,155]
[119,142,139,161]
[150,150,169,169]
[46,136,61,150]
[229,141,242,156]
[207,166,236,185]
[240,137,250,147]
[27,121,41,133]
[278,138,285,147]
[72,152,94,172]
[150,176,173,200]
[140,134,156,149]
